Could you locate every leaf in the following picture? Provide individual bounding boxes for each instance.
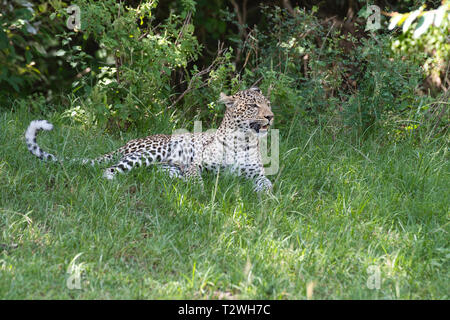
[33,42,47,55]
[433,5,447,27]
[54,49,66,56]
[402,8,422,33]
[38,3,48,13]
[0,30,8,50]
[25,49,32,63]
[388,14,404,30]
[25,22,37,35]
[413,12,434,38]
[5,77,20,92]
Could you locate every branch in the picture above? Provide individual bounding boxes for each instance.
[168,43,227,109]
[230,0,248,63]
[281,0,296,16]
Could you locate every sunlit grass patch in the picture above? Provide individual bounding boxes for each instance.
[0,104,448,299]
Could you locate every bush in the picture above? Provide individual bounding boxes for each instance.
[233,5,425,132]
[1,0,445,139]
[388,1,450,93]
[340,36,422,132]
[58,0,201,129]
[0,0,71,98]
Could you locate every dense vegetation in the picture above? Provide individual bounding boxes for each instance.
[0,0,448,299]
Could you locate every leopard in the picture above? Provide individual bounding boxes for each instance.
[25,87,275,192]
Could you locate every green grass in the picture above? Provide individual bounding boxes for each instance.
[0,103,448,299]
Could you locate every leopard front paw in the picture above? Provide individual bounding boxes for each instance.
[253,176,272,193]
[103,168,116,180]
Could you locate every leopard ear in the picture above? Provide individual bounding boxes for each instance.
[249,87,261,93]
[219,92,235,108]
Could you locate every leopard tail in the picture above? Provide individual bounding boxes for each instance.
[25,120,117,165]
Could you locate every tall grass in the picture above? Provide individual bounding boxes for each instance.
[0,102,448,299]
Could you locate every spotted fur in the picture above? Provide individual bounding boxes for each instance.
[25,87,275,192]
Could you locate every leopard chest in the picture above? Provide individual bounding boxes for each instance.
[201,133,261,174]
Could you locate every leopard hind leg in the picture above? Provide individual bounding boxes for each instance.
[158,163,185,179]
[103,152,145,180]
[103,151,183,180]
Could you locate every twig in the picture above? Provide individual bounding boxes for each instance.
[282,0,296,16]
[175,11,192,46]
[430,91,450,135]
[168,43,227,109]
[381,10,399,17]
[230,0,248,63]
[138,32,149,41]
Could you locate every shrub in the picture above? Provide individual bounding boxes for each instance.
[235,5,425,132]
[0,0,71,99]
[58,0,201,129]
[388,1,450,93]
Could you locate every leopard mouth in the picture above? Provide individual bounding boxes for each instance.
[250,122,270,133]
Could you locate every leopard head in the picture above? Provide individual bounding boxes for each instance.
[219,87,274,136]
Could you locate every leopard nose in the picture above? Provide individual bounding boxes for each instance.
[265,115,273,123]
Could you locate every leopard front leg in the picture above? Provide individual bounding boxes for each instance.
[241,166,273,193]
[158,163,185,179]
[183,163,204,190]
[103,151,157,179]
[253,175,273,192]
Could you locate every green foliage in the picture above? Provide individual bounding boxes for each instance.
[235,5,423,132]
[1,103,448,299]
[176,47,240,127]
[389,1,450,92]
[60,0,201,128]
[0,0,72,96]
[1,1,449,300]
[238,5,327,125]
[340,36,422,132]
[0,0,447,135]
